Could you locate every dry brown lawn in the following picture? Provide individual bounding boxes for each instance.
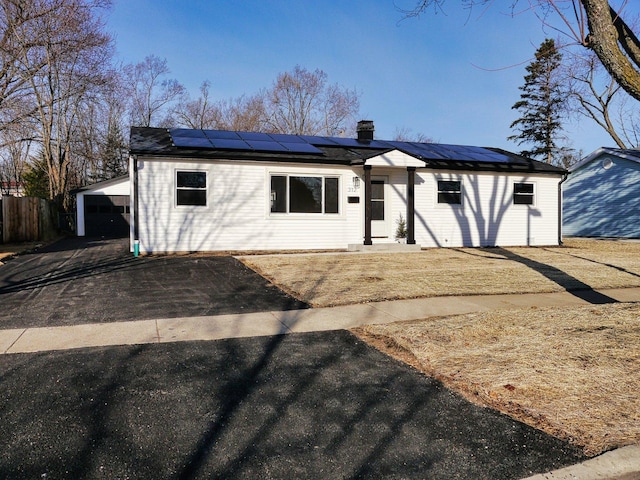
[354,304,640,457]
[239,238,640,307]
[239,238,640,456]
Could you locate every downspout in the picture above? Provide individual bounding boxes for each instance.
[558,172,569,246]
[364,165,372,245]
[131,155,140,256]
[406,167,416,244]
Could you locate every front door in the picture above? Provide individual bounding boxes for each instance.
[371,177,388,238]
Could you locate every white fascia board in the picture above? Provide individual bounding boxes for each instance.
[75,175,130,194]
[364,149,425,168]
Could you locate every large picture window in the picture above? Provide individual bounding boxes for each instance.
[437,180,462,204]
[270,175,339,214]
[176,171,207,206]
[513,182,535,205]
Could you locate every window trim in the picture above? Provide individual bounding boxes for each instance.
[175,170,208,207]
[436,179,463,206]
[269,173,341,216]
[513,182,536,206]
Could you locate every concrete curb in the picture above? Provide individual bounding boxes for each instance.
[520,445,640,479]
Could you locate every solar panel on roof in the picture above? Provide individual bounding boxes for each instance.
[367,140,394,149]
[172,136,214,148]
[267,133,305,143]
[246,140,289,152]
[328,137,370,147]
[204,130,242,140]
[208,138,251,150]
[392,142,449,160]
[388,141,519,163]
[170,128,206,138]
[279,142,324,154]
[238,131,272,141]
[300,135,340,146]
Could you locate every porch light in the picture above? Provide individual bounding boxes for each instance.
[352,176,360,189]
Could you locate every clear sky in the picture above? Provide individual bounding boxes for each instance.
[105,0,630,156]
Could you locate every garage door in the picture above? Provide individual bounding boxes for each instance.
[84,195,130,237]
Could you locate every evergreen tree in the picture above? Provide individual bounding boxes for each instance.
[509,38,566,165]
[97,119,128,181]
[22,154,50,199]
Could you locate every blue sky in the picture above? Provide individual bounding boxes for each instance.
[105,0,626,155]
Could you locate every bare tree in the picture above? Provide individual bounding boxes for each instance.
[174,67,359,136]
[402,1,640,104]
[216,94,267,132]
[262,66,360,135]
[393,126,434,142]
[123,55,185,128]
[174,86,267,132]
[23,0,114,209]
[173,81,222,129]
[563,49,631,147]
[0,0,52,134]
[0,123,32,195]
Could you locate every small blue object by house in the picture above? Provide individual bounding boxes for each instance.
[563,148,640,238]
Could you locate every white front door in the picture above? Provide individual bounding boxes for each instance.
[371,177,389,238]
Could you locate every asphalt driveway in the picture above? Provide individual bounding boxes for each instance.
[0,331,586,480]
[0,237,308,329]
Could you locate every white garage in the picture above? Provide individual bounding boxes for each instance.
[75,176,131,238]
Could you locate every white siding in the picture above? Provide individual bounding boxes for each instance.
[413,171,561,247]
[135,157,563,252]
[136,158,361,253]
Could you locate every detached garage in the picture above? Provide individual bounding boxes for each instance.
[75,176,131,238]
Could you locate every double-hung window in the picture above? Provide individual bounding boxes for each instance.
[270,175,339,214]
[437,180,462,205]
[176,171,207,206]
[513,182,535,205]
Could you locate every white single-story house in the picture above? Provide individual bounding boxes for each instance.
[75,175,130,237]
[109,122,567,253]
[563,147,640,238]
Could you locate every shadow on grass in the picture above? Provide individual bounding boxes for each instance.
[542,246,640,280]
[492,247,619,304]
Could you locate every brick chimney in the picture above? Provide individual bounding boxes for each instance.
[357,120,374,141]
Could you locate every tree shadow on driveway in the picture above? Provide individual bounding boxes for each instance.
[0,331,587,480]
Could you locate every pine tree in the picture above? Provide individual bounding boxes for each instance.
[98,119,128,181]
[509,38,566,165]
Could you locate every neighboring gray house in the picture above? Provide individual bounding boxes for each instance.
[563,148,640,238]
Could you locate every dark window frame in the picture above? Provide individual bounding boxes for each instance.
[437,180,462,205]
[176,170,207,207]
[513,182,535,205]
[270,174,340,215]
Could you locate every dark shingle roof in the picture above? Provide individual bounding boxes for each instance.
[130,127,567,175]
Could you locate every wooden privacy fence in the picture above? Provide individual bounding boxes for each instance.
[1,196,57,243]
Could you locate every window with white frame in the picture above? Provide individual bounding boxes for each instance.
[270,174,339,214]
[513,182,535,205]
[176,171,207,206]
[437,180,462,204]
